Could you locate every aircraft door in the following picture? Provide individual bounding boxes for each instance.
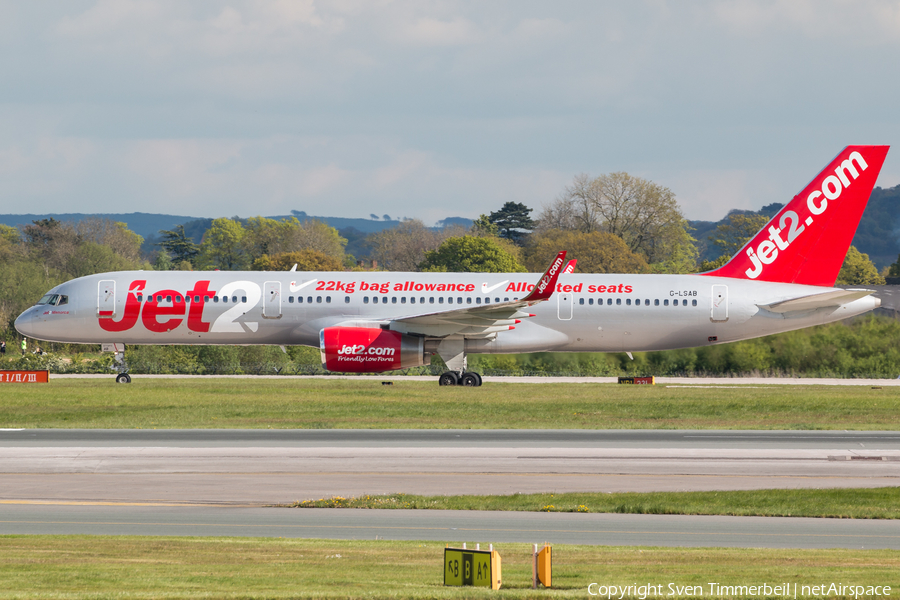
[98,280,116,318]
[558,292,573,320]
[263,281,282,319]
[711,285,728,322]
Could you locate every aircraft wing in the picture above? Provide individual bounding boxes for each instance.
[388,251,567,338]
[758,288,876,313]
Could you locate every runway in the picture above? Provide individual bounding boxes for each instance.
[1,429,897,547]
[1,430,898,503]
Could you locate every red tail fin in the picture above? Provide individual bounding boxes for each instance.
[702,145,889,286]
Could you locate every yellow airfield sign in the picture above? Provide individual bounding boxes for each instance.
[443,547,501,590]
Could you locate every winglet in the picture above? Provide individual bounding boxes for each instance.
[523,251,567,303]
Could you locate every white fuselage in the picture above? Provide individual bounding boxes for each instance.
[14,270,880,355]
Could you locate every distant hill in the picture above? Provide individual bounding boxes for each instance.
[0,212,199,243]
[0,211,474,261]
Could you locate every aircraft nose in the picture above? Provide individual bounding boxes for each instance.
[14,308,34,338]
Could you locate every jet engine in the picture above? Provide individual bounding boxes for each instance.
[319,326,430,373]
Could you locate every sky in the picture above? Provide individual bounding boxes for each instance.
[2,0,900,225]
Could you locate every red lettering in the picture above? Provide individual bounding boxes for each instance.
[624,285,633,293]
[573,283,583,292]
[618,284,625,293]
[505,283,518,292]
[186,281,216,333]
[141,290,186,333]
[99,280,145,332]
[465,284,475,292]
[562,284,572,293]
[597,285,607,293]
[587,285,597,293]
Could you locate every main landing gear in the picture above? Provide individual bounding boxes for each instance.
[438,371,483,387]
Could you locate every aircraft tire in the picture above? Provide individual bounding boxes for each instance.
[438,372,459,386]
[460,372,480,387]
[115,373,132,384]
[473,372,483,387]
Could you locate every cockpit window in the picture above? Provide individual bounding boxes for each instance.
[56,295,68,306]
[37,294,63,306]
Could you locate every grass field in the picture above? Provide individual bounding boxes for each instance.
[0,536,897,599]
[291,488,900,519]
[2,378,899,429]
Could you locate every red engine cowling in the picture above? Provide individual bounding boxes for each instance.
[319,327,430,373]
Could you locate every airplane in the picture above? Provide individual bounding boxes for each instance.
[15,145,889,386]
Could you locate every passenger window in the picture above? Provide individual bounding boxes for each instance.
[307,296,313,303]
[607,298,612,305]
[401,297,406,304]
[344,296,350,303]
[382,297,387,304]
[654,299,659,306]
[317,296,322,303]
[626,299,631,306]
[495,298,500,303]
[420,297,425,304]
[579,298,584,305]
[363,297,369,304]
[213,296,219,303]
[392,297,397,304]
[242,296,247,303]
[232,296,238,303]
[504,297,509,302]
[297,296,303,304]
[439,297,444,304]
[326,296,331,303]
[673,299,679,306]
[664,299,669,306]
[692,299,697,306]
[475,297,481,304]
[137,295,143,302]
[410,297,415,304]
[458,297,463,304]
[645,299,650,306]
[589,298,594,305]
[288,296,294,304]
[430,297,435,304]
[447,298,452,304]
[616,298,621,305]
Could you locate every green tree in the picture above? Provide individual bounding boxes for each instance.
[887,253,900,278]
[252,250,344,272]
[419,236,526,273]
[75,219,144,262]
[198,218,248,270]
[836,246,885,285]
[488,202,535,245]
[539,172,694,267]
[0,224,20,245]
[524,229,648,274]
[470,214,499,237]
[365,220,464,271]
[708,213,769,258]
[158,224,200,266]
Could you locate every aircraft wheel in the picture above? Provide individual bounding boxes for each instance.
[460,372,480,387]
[473,372,483,387]
[438,372,459,386]
[115,373,132,384]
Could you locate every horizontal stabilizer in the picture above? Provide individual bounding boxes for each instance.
[758,289,875,313]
